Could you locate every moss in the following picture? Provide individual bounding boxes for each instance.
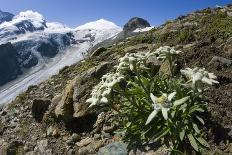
[15,92,27,103]
[155,28,196,46]
[18,120,29,137]
[200,11,232,39]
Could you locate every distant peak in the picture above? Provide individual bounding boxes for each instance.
[123,17,150,32]
[76,19,122,30]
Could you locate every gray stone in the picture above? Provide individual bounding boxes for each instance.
[36,139,52,154]
[76,137,92,147]
[209,56,232,69]
[54,81,74,122]
[98,141,128,155]
[70,133,81,143]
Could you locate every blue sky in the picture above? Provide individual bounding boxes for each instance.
[0,0,231,28]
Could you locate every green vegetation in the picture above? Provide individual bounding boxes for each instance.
[200,11,232,39]
[87,46,219,154]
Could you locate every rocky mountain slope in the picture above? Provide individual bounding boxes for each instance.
[0,5,232,155]
[0,10,122,105]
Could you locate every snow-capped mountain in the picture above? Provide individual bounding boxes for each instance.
[0,10,122,105]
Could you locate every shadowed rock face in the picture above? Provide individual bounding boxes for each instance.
[0,10,14,24]
[0,43,22,86]
[123,17,151,33]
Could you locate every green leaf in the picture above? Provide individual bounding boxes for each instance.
[187,134,199,151]
[179,129,185,141]
[193,123,200,134]
[171,110,175,118]
[189,105,205,114]
[196,137,210,148]
[196,116,205,125]
[145,110,158,125]
[141,76,149,86]
[173,96,190,106]
[153,127,170,141]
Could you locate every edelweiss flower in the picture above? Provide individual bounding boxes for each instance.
[146,92,190,125]
[117,52,149,72]
[154,46,181,60]
[146,92,176,125]
[86,72,124,107]
[180,67,219,88]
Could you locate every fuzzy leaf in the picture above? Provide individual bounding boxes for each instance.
[189,105,205,114]
[196,137,210,148]
[193,123,200,134]
[179,129,185,141]
[196,116,205,125]
[187,134,199,151]
[173,96,190,106]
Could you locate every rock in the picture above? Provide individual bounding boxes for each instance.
[124,44,152,53]
[78,145,95,155]
[209,56,232,69]
[73,62,111,118]
[3,140,24,155]
[66,133,81,146]
[146,55,161,74]
[70,133,81,143]
[52,128,60,138]
[32,99,51,122]
[36,139,52,155]
[0,43,22,86]
[54,81,74,122]
[101,131,111,139]
[98,141,128,155]
[159,59,172,75]
[46,126,54,136]
[0,10,14,24]
[0,139,8,155]
[37,41,59,58]
[103,125,115,133]
[76,137,92,147]
[67,149,75,155]
[90,47,107,57]
[123,17,151,33]
[46,126,60,137]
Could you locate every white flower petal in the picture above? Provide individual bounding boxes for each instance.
[161,108,169,120]
[145,110,158,125]
[201,77,213,85]
[150,93,157,104]
[168,92,176,101]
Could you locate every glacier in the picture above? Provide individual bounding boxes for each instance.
[0,10,122,105]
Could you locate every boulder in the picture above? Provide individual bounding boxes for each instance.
[54,61,111,122]
[146,55,161,74]
[32,99,51,122]
[209,56,232,69]
[73,62,111,118]
[97,141,128,155]
[54,81,74,122]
